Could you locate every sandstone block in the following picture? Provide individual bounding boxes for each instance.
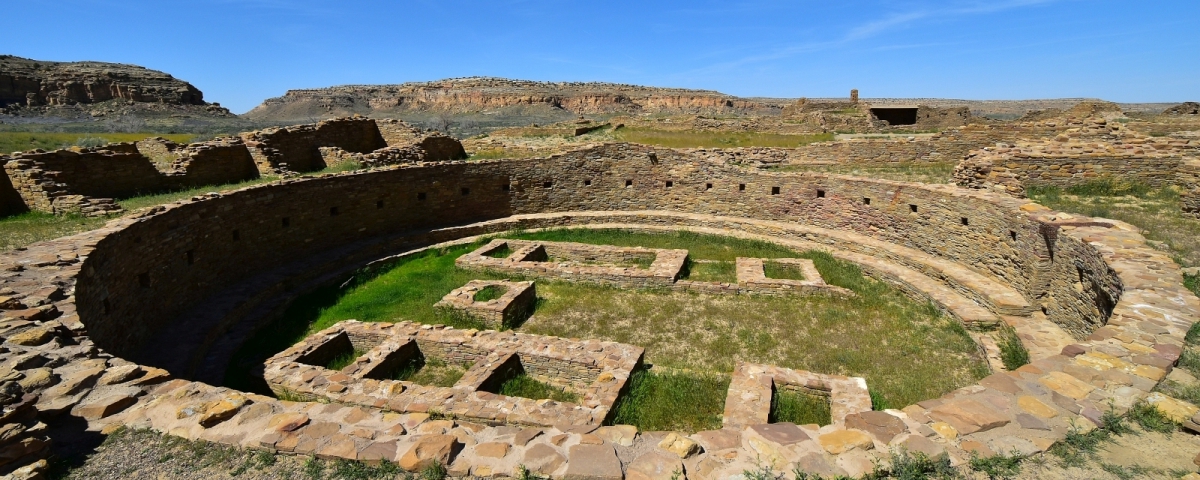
[928,399,1010,434]
[399,434,460,471]
[844,410,907,443]
[594,424,636,446]
[818,429,873,454]
[626,450,683,480]
[564,444,622,480]
[657,432,699,458]
[522,443,565,476]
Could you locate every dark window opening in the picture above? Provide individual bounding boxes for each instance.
[870,107,918,126]
[909,204,918,213]
[542,181,553,188]
[138,273,150,288]
[665,181,674,188]
[461,187,470,196]
[102,298,111,315]
[330,206,339,216]
[502,184,511,191]
[1010,230,1017,241]
[705,183,713,190]
[418,192,427,201]
[584,180,591,186]
[771,186,781,195]
[625,179,633,187]
[739,184,746,191]
[376,200,384,209]
[185,250,195,265]
[282,217,290,228]
[817,190,825,198]
[961,217,969,226]
[232,230,240,241]
[863,197,871,205]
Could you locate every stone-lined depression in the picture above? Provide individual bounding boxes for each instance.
[227,229,988,415]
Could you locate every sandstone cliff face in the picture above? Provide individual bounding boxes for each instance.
[244,77,780,121]
[0,55,205,107]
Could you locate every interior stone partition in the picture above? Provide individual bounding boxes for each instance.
[263,320,644,426]
[434,280,536,328]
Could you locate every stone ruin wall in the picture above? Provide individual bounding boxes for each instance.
[1,140,1196,478]
[953,118,1198,198]
[0,117,466,216]
[1182,160,1200,219]
[71,143,1123,363]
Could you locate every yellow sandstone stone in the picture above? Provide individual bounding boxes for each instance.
[930,422,957,439]
[818,429,873,454]
[1018,396,1059,418]
[1144,393,1199,423]
[1038,371,1095,400]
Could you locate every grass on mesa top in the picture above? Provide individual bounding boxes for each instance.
[225,228,988,423]
[613,128,833,149]
[0,132,195,155]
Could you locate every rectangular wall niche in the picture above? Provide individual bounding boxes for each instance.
[263,320,645,427]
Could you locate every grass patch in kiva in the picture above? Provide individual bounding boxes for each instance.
[762,261,805,281]
[610,369,729,432]
[497,374,578,403]
[473,285,507,302]
[769,389,831,426]
[325,349,364,371]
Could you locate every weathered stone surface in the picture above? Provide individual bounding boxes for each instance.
[474,442,510,459]
[844,411,907,443]
[72,390,138,420]
[594,425,636,447]
[522,443,566,476]
[691,429,741,452]
[657,432,699,459]
[928,399,1011,434]
[1017,395,1058,418]
[399,435,460,471]
[747,423,809,445]
[626,450,684,480]
[817,429,873,454]
[795,451,848,478]
[891,433,945,458]
[6,327,55,346]
[564,444,622,480]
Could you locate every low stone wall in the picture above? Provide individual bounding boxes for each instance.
[1182,160,1200,219]
[263,320,643,426]
[722,362,871,428]
[435,280,536,328]
[240,117,388,173]
[0,138,259,215]
[457,239,687,289]
[954,117,1197,197]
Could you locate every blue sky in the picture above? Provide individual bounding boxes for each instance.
[5,0,1198,113]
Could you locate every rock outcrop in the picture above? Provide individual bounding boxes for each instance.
[0,55,205,107]
[244,77,782,122]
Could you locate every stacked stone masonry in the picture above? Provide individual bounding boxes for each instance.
[0,117,465,216]
[435,280,536,329]
[0,140,1194,478]
[263,320,643,427]
[954,116,1198,197]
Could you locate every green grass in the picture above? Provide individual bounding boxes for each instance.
[762,261,805,281]
[484,244,514,258]
[610,369,730,431]
[473,285,507,302]
[996,326,1031,371]
[326,349,364,371]
[685,260,736,283]
[0,176,279,253]
[403,358,468,388]
[769,162,957,184]
[0,131,194,154]
[498,374,579,403]
[613,128,833,149]
[769,390,831,426]
[227,229,988,413]
[0,212,108,252]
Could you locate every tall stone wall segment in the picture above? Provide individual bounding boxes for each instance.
[0,142,1196,478]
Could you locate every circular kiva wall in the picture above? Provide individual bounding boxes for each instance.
[20,142,1189,476]
[75,143,1120,367]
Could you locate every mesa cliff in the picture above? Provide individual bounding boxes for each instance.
[244,77,784,122]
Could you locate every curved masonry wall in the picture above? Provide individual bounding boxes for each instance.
[76,143,1119,360]
[1,142,1195,478]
